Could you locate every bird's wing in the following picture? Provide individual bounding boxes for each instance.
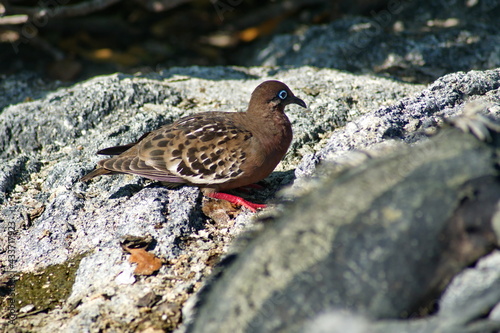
[135,113,254,185]
[98,154,187,183]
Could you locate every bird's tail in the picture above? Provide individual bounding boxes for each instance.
[80,168,112,182]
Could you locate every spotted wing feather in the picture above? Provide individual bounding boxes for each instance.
[98,155,186,183]
[138,114,253,185]
[93,113,253,185]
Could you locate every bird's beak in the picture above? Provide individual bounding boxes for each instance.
[292,96,307,109]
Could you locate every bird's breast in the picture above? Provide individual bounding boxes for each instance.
[219,114,292,189]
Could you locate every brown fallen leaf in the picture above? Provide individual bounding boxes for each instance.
[121,235,162,275]
[128,248,162,276]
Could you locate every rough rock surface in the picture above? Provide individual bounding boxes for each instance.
[0,66,422,332]
[187,112,500,333]
[1,66,499,332]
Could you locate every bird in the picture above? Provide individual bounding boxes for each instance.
[80,80,307,211]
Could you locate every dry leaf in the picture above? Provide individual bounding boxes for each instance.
[128,248,162,276]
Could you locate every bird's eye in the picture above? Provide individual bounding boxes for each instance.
[278,90,287,100]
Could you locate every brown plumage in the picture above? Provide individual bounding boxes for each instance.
[80,80,307,211]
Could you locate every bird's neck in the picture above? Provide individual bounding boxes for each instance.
[245,105,293,154]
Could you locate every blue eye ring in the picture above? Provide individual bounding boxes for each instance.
[278,90,287,100]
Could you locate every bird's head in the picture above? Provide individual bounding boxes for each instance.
[249,80,307,113]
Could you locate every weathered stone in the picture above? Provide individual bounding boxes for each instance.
[187,121,500,332]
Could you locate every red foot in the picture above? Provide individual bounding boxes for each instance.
[206,192,267,212]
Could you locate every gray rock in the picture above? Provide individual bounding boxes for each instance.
[0,73,183,160]
[186,102,500,331]
[440,251,500,320]
[1,68,499,332]
[0,71,63,112]
[1,67,421,270]
[0,66,424,332]
[295,69,500,181]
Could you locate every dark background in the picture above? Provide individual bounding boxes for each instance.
[0,0,498,82]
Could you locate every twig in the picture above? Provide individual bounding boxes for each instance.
[4,0,122,19]
[0,14,28,25]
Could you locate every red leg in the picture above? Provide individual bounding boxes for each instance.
[206,192,267,212]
